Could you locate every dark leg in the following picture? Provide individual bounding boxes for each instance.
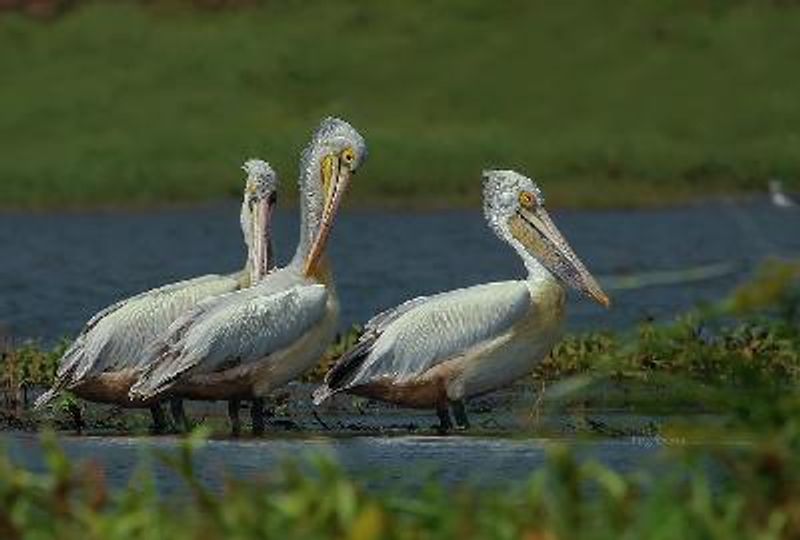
[68,402,84,435]
[228,399,241,438]
[150,405,167,434]
[451,400,470,430]
[251,398,266,436]
[436,404,453,434]
[170,399,190,433]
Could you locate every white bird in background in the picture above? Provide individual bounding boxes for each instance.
[128,117,367,436]
[769,179,796,208]
[314,170,610,431]
[34,160,279,432]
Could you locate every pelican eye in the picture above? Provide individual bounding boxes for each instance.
[518,191,536,209]
[341,148,356,165]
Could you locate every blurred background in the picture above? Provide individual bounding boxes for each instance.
[1,0,799,342]
[1,0,798,209]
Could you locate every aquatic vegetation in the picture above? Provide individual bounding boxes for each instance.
[0,341,65,411]
[542,259,800,387]
[543,317,800,385]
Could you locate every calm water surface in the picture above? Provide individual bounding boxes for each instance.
[1,200,799,343]
[3,430,667,493]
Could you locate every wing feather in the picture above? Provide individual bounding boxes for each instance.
[316,281,530,403]
[130,282,329,399]
[35,274,240,409]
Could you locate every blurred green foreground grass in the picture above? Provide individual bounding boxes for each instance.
[1,0,799,209]
[1,399,799,540]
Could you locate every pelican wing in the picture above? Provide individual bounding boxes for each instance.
[130,279,328,399]
[317,281,530,402]
[35,273,241,409]
[363,294,437,334]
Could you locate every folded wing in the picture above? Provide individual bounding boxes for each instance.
[315,281,530,403]
[130,281,329,400]
[35,274,241,409]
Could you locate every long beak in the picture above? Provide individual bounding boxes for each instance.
[249,192,275,283]
[511,206,611,308]
[303,156,351,277]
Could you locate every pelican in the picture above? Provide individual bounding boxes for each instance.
[34,160,279,432]
[128,117,366,436]
[313,170,610,431]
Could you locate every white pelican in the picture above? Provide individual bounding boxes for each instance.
[34,160,278,432]
[128,117,367,436]
[313,170,610,431]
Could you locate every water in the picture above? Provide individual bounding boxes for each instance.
[3,430,667,493]
[1,199,799,343]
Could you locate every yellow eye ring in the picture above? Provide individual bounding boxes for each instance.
[342,148,356,164]
[518,191,536,208]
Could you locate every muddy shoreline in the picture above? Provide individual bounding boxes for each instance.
[1,380,718,441]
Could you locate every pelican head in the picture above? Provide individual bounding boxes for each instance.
[300,117,367,277]
[241,159,278,283]
[483,170,610,307]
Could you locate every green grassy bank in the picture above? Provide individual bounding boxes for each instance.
[0,0,799,209]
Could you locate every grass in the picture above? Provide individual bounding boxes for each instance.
[0,0,799,210]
